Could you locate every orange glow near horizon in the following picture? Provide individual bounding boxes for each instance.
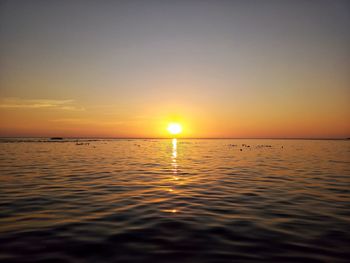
[0,105,349,138]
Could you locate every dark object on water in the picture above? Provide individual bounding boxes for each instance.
[50,137,63,140]
[257,144,272,148]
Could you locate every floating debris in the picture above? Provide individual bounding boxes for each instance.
[76,142,90,146]
[256,145,272,148]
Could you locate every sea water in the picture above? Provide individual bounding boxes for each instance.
[0,138,349,262]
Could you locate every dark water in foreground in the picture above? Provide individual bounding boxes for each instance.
[0,138,349,263]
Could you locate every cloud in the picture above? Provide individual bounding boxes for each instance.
[0,98,85,111]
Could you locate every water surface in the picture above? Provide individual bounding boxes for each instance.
[0,139,349,262]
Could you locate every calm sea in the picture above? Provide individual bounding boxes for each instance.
[0,138,349,262]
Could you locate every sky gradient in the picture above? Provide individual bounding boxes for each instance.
[0,0,349,138]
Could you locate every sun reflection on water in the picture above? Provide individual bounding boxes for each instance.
[172,138,178,170]
[172,138,177,159]
[164,138,179,213]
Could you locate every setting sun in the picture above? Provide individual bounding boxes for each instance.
[167,123,182,135]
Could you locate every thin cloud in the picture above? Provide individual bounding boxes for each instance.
[0,98,85,111]
[51,118,125,126]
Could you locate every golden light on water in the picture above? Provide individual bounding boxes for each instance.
[167,123,182,136]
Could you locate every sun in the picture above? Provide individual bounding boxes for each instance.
[167,123,182,135]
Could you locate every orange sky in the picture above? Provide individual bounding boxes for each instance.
[0,1,349,138]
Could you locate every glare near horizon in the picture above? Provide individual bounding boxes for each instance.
[0,1,349,138]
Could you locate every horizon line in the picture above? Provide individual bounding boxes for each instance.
[0,136,349,140]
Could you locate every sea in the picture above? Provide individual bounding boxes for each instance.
[0,138,349,263]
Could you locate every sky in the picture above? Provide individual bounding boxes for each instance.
[0,0,349,138]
